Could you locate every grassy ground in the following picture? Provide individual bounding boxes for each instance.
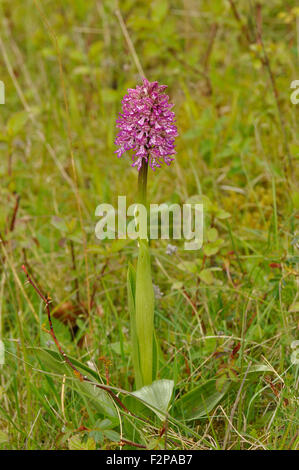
[0,0,298,450]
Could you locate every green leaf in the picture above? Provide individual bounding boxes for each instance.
[0,133,8,142]
[103,430,120,442]
[289,302,299,312]
[51,216,68,233]
[246,364,273,375]
[152,330,159,385]
[186,195,213,212]
[207,227,218,242]
[109,238,131,253]
[171,280,183,290]
[199,268,214,284]
[73,65,92,76]
[111,341,130,356]
[132,379,174,420]
[174,364,273,422]
[68,435,96,450]
[127,264,142,389]
[135,240,155,386]
[89,420,120,444]
[7,111,29,136]
[216,209,231,219]
[216,373,230,392]
[174,379,230,420]
[88,431,104,444]
[27,347,117,418]
[94,418,113,430]
[151,0,168,23]
[203,239,224,256]
[0,430,9,444]
[177,261,198,273]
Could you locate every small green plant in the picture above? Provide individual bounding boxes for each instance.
[115,78,178,387]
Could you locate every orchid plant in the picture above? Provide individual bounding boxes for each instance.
[115,78,178,388]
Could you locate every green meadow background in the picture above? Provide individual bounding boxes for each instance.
[0,0,298,450]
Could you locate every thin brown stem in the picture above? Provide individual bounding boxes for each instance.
[21,264,131,413]
[171,51,213,96]
[202,23,218,72]
[9,194,20,233]
[90,260,108,310]
[119,439,147,449]
[21,264,153,428]
[228,0,252,44]
[69,240,80,305]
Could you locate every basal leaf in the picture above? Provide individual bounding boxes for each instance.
[132,379,174,420]
[135,239,155,386]
[127,263,142,389]
[174,379,230,420]
[28,347,117,418]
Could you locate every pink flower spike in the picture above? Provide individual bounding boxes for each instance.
[115,78,178,171]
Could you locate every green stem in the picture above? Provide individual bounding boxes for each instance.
[138,158,148,206]
[134,156,155,386]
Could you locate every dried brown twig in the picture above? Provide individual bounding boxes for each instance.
[228,0,253,44]
[9,194,21,233]
[21,264,131,414]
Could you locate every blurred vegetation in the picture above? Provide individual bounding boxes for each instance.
[0,0,298,450]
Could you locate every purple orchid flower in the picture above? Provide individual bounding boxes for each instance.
[115,78,178,171]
